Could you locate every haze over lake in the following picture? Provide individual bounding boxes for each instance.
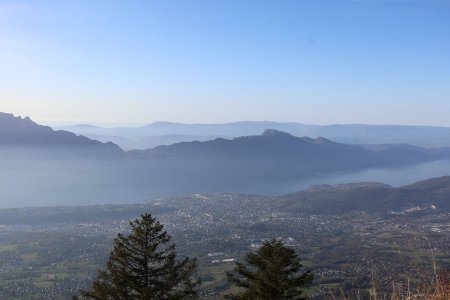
[2,156,450,208]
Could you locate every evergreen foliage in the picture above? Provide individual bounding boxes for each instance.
[78,213,198,299]
[226,239,313,300]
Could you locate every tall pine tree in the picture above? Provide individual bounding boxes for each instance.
[226,239,313,300]
[79,214,198,300]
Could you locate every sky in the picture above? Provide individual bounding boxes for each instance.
[1,0,450,127]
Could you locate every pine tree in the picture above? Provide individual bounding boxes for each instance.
[226,239,313,300]
[78,214,199,300]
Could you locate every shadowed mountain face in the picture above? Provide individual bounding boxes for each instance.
[0,113,124,158]
[128,129,354,158]
[127,129,450,173]
[279,176,450,214]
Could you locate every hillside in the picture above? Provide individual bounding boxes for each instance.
[128,129,361,158]
[0,112,124,158]
[279,176,450,214]
[127,129,450,173]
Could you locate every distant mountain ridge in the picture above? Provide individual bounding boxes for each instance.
[56,120,450,150]
[3,113,450,169]
[279,176,450,214]
[128,129,347,158]
[127,129,450,170]
[0,113,123,158]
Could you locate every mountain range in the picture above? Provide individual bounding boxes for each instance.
[127,129,450,174]
[2,112,450,207]
[56,121,450,150]
[3,112,450,170]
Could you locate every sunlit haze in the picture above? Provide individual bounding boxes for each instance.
[1,0,450,126]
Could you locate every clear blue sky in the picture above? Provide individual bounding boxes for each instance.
[1,0,450,126]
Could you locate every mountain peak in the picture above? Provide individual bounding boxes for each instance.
[144,121,185,128]
[261,129,332,144]
[0,112,124,157]
[261,129,295,138]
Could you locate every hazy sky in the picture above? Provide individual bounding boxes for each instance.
[1,0,450,126]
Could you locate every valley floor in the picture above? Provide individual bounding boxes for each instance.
[0,194,448,299]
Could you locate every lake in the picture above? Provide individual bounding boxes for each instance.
[1,158,449,208]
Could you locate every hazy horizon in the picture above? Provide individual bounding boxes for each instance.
[2,0,450,126]
[37,118,450,129]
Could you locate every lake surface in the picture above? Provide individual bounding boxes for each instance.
[1,158,449,208]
